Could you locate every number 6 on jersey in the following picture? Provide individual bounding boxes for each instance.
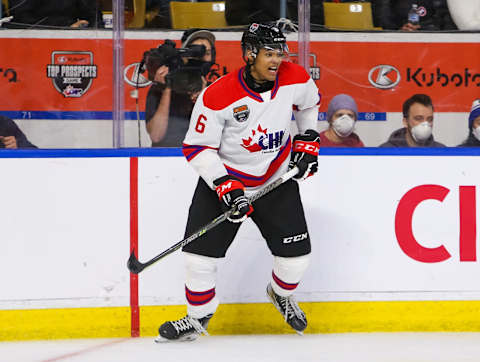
[195,114,207,133]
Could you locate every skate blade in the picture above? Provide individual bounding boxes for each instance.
[154,333,200,343]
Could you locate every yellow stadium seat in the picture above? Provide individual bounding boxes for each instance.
[170,1,227,29]
[2,0,9,16]
[129,0,146,28]
[323,2,377,31]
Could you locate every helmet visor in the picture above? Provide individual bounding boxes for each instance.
[262,43,289,54]
[261,43,290,61]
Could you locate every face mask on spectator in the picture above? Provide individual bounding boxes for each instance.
[472,126,480,141]
[332,114,355,137]
[411,121,432,142]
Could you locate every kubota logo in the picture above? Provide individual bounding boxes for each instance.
[368,65,401,89]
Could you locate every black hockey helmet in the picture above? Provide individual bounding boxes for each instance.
[241,23,288,61]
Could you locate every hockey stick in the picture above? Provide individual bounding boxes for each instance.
[127,166,299,274]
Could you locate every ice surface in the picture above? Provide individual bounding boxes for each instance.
[1,333,480,362]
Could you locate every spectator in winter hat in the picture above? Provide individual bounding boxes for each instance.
[457,99,480,147]
[319,94,364,147]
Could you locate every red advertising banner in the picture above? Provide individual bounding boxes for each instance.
[1,34,479,119]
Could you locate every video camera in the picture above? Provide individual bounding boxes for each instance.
[141,39,212,95]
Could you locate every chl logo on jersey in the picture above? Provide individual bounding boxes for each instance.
[241,124,284,153]
[233,105,250,122]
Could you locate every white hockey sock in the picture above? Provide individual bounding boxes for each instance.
[184,252,220,319]
[270,254,310,297]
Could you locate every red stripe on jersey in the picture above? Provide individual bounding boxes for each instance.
[272,272,299,291]
[225,136,291,187]
[182,144,219,161]
[185,286,216,306]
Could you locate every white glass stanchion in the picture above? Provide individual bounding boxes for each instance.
[112,0,125,148]
[297,0,311,72]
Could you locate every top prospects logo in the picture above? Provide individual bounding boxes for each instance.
[241,124,284,153]
[47,51,97,98]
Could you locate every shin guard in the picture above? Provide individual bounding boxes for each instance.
[271,254,310,297]
[184,252,220,319]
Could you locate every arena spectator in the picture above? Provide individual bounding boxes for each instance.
[144,0,171,28]
[320,94,364,147]
[457,99,480,147]
[5,0,104,29]
[379,94,446,147]
[372,0,456,31]
[0,115,37,149]
[225,0,324,30]
[446,0,480,30]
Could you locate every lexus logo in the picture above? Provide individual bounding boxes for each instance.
[368,65,401,89]
[123,62,151,88]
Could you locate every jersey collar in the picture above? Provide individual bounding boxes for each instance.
[238,67,280,103]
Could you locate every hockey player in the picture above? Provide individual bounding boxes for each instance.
[155,23,321,342]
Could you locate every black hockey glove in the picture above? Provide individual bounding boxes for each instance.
[213,175,254,223]
[289,129,320,181]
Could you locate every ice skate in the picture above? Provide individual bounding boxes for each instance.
[267,283,307,334]
[154,314,213,342]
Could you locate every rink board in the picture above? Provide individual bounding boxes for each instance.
[1,148,480,340]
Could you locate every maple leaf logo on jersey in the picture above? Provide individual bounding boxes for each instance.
[241,124,284,153]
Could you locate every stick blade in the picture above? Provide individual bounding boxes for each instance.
[127,250,144,274]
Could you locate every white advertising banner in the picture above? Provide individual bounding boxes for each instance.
[300,156,480,301]
[138,155,480,305]
[0,154,479,309]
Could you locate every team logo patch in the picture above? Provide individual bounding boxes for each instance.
[241,124,284,153]
[249,23,259,32]
[47,51,97,98]
[233,105,250,122]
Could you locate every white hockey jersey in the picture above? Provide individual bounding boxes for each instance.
[182,61,320,192]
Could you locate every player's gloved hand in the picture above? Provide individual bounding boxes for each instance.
[289,129,320,181]
[213,175,254,223]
